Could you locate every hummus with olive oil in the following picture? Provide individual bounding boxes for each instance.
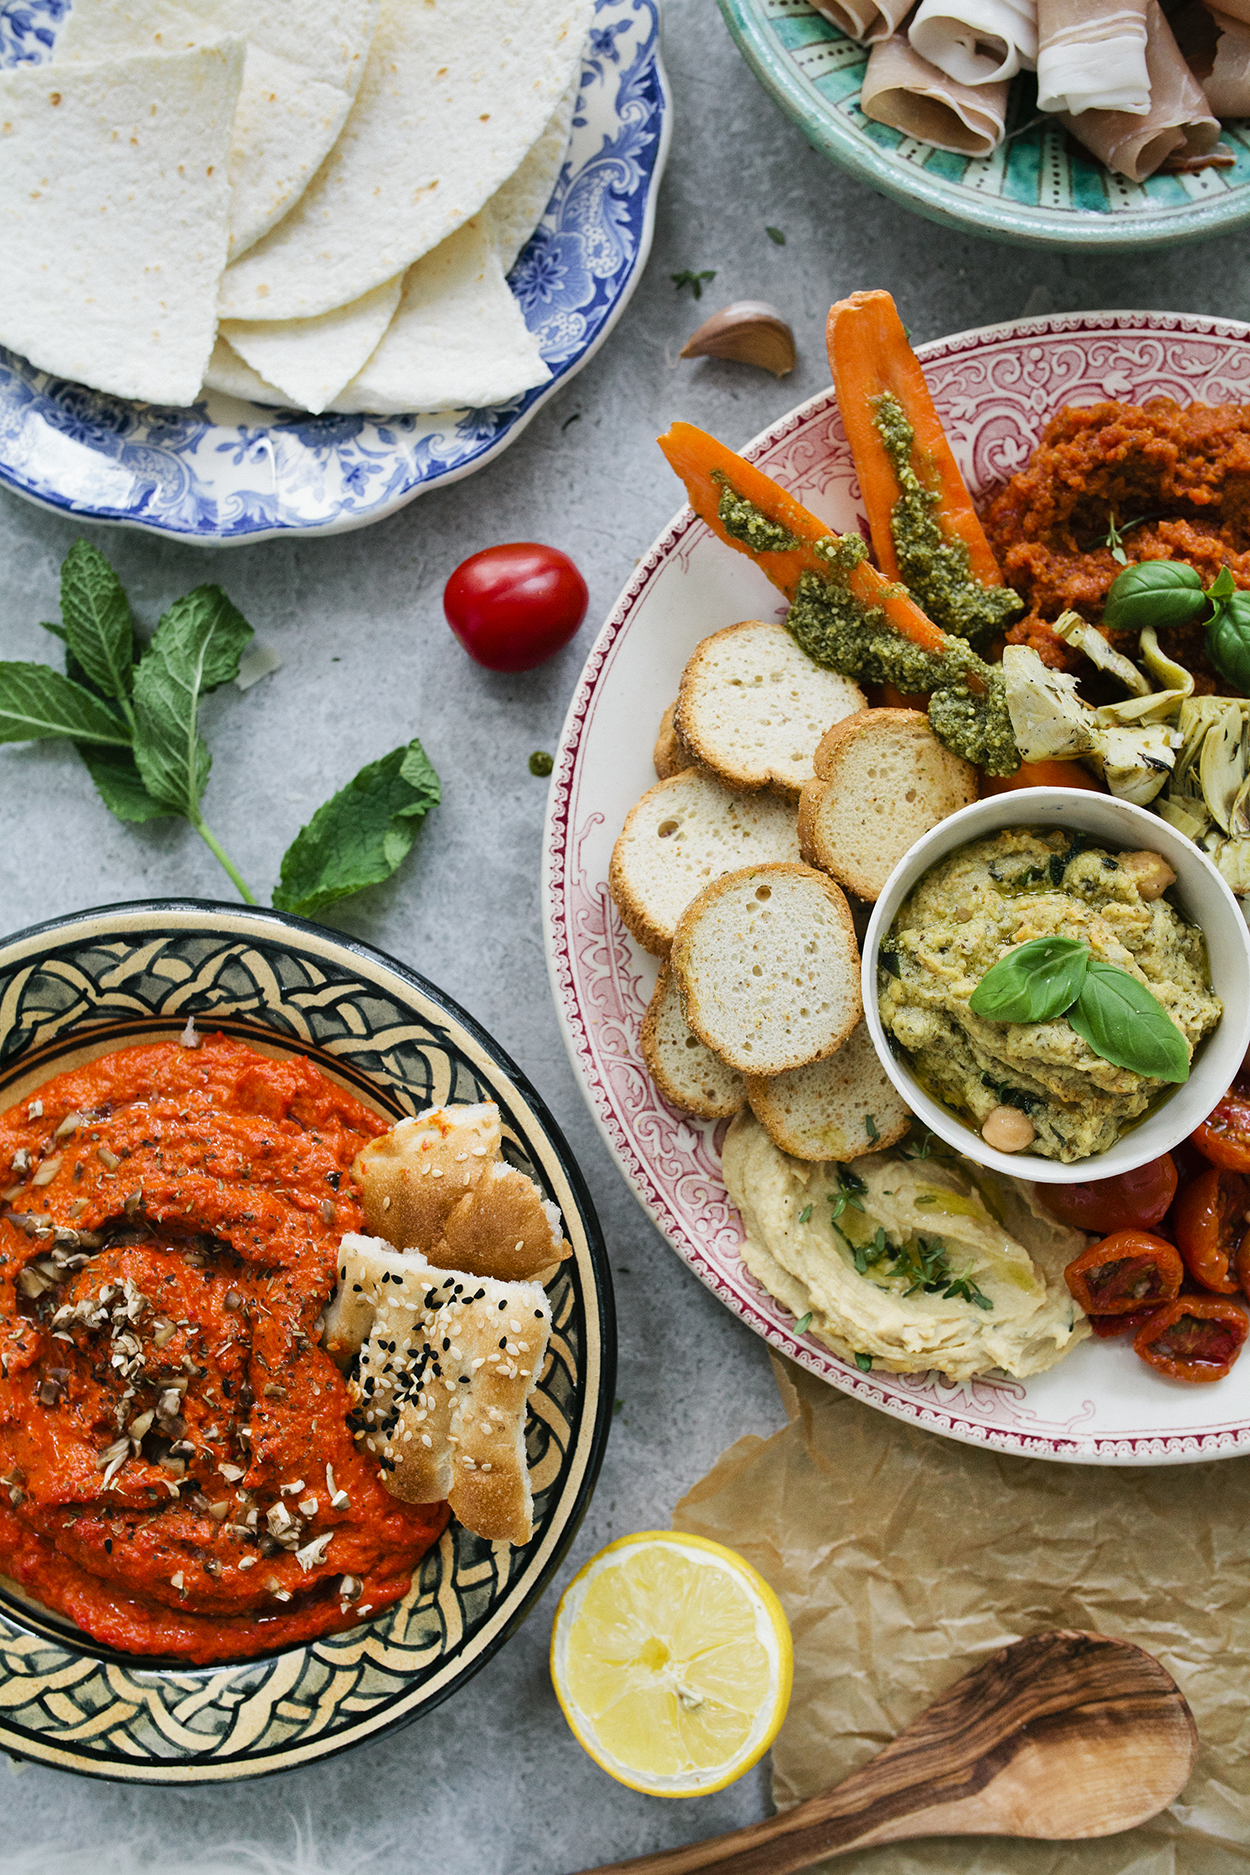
[878,829,1222,1163]
[723,1112,1089,1381]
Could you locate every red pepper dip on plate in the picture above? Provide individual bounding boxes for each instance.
[0,1034,449,1663]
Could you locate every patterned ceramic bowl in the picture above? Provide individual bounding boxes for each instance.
[0,0,669,542]
[0,900,612,1784]
[719,0,1250,250]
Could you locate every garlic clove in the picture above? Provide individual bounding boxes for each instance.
[679,300,796,377]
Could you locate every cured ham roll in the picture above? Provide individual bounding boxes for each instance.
[1036,0,1150,114]
[1173,1,1250,116]
[1060,0,1219,179]
[861,32,1009,152]
[909,0,1037,85]
[810,0,912,41]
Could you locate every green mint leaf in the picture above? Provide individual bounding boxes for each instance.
[765,225,786,245]
[0,662,132,747]
[75,746,169,823]
[794,1311,812,1334]
[273,738,441,918]
[1102,560,1205,632]
[969,935,1089,1025]
[1068,960,1191,1083]
[40,621,67,643]
[59,540,137,711]
[854,1352,873,1372]
[131,586,253,817]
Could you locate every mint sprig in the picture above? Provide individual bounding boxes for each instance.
[0,541,440,918]
[967,936,1191,1083]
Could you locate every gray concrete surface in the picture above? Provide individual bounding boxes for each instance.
[1,2,1249,1869]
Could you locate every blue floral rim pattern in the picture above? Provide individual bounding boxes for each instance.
[720,0,1250,251]
[0,0,670,541]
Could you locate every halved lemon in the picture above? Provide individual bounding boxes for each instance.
[549,1530,793,1798]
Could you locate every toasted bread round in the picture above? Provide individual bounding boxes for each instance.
[745,1020,911,1161]
[641,961,746,1119]
[674,621,865,799]
[609,768,801,956]
[799,708,977,903]
[671,862,861,1076]
[653,703,689,780]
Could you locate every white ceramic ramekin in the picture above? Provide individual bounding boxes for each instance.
[861,789,1250,1184]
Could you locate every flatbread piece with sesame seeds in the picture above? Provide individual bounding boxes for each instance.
[352,1100,570,1283]
[324,1236,551,1545]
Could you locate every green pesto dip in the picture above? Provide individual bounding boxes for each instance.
[873,392,1022,643]
[712,478,1020,775]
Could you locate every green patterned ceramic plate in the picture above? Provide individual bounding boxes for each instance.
[720,0,1250,248]
[0,900,612,1784]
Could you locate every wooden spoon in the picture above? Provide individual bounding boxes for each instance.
[575,1630,1197,1875]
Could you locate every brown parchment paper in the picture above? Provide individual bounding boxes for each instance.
[673,1358,1250,1873]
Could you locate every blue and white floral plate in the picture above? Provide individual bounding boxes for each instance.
[720,0,1250,250]
[0,0,670,543]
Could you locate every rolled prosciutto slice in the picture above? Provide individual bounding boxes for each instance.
[1036,0,1150,114]
[1172,0,1250,116]
[909,0,1037,84]
[811,0,913,41]
[861,31,1009,152]
[1060,0,1219,177]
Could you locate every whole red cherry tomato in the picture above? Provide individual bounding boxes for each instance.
[1171,1165,1248,1294]
[1038,1157,1177,1235]
[443,542,588,673]
[1191,1088,1250,1172]
[1063,1232,1183,1316]
[1134,1297,1248,1382]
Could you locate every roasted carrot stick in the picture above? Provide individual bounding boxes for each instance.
[657,420,950,660]
[827,290,1004,589]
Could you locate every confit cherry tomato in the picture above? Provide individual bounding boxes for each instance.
[1088,1305,1169,1340]
[1134,1297,1248,1383]
[1038,1156,1177,1235]
[1170,1165,1248,1294]
[1063,1232,1183,1317]
[1191,1088,1250,1172]
[443,542,588,673]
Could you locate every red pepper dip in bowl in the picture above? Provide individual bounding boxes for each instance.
[0,1033,449,1664]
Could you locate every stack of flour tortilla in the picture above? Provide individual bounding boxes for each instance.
[0,0,591,413]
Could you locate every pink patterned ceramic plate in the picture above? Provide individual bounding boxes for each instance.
[543,309,1250,1465]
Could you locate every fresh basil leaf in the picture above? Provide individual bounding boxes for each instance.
[75,746,169,823]
[968,935,1089,1024]
[59,540,137,713]
[1207,589,1250,694]
[273,738,441,918]
[1067,960,1190,1083]
[0,662,132,747]
[131,586,253,816]
[1102,560,1206,632]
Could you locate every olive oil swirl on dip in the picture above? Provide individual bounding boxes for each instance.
[878,829,1222,1162]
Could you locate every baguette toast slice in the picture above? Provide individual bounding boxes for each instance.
[641,960,746,1119]
[798,708,977,902]
[671,862,861,1076]
[746,1020,910,1161]
[674,621,865,799]
[653,703,688,780]
[610,768,801,956]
